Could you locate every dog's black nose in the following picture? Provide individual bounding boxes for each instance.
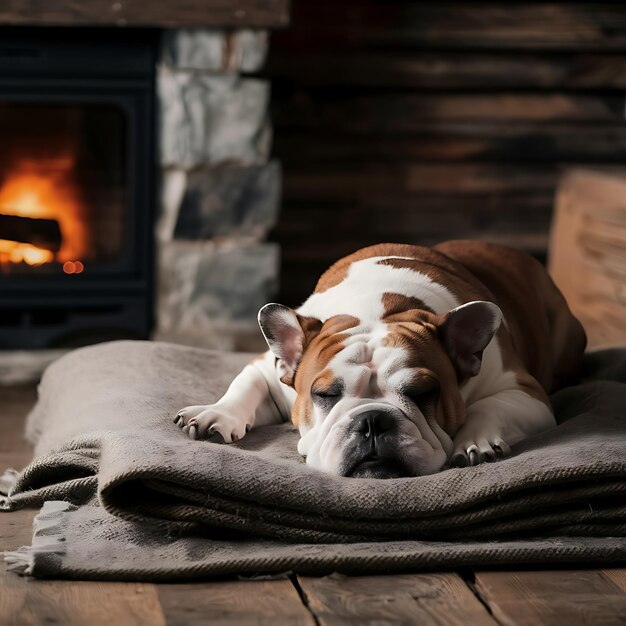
[346,410,407,479]
[355,410,395,439]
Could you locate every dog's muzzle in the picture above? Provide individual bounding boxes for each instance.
[343,406,411,479]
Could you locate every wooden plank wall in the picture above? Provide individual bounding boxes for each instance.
[0,0,290,27]
[264,1,626,306]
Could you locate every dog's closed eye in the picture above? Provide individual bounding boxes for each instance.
[311,383,343,410]
[312,388,341,399]
[402,377,439,406]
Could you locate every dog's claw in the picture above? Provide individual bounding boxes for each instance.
[493,440,511,457]
[479,449,496,463]
[468,449,479,466]
[450,453,468,468]
[173,404,250,444]
[450,437,512,469]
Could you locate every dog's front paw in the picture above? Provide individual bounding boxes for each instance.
[173,404,251,443]
[450,437,511,468]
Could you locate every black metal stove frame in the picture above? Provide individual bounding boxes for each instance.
[0,28,156,349]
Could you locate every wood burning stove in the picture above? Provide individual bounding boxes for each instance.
[0,29,156,348]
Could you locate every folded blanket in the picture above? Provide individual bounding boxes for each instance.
[2,341,626,580]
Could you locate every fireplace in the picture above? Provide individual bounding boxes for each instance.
[0,7,285,363]
[0,29,156,349]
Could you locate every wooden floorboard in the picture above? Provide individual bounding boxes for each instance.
[157,579,315,626]
[297,572,497,625]
[0,385,37,455]
[474,570,626,626]
[605,568,626,593]
[1,577,167,626]
[1,384,625,625]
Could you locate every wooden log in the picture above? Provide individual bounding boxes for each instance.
[0,214,62,252]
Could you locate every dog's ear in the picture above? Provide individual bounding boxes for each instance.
[438,301,502,379]
[258,303,322,386]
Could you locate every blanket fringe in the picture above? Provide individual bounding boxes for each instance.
[4,547,31,575]
[0,468,19,496]
[3,500,76,576]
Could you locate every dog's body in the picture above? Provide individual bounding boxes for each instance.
[176,241,586,478]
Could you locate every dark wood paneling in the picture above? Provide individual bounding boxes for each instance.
[267,1,626,306]
[283,164,562,197]
[278,194,555,242]
[268,52,626,89]
[268,2,626,51]
[273,94,625,129]
[0,0,290,28]
[276,190,555,306]
[274,125,626,164]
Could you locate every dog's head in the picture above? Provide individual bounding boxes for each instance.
[258,300,502,478]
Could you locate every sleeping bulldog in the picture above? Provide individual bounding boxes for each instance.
[175,241,586,478]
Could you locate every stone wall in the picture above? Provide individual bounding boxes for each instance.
[156,29,280,351]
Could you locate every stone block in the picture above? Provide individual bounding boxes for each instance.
[158,241,279,336]
[159,70,271,168]
[161,29,268,73]
[161,30,224,71]
[157,168,187,241]
[167,161,281,240]
[233,30,270,73]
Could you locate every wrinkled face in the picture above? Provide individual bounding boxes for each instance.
[291,316,467,478]
[258,301,501,479]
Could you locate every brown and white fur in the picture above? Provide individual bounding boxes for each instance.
[175,242,586,478]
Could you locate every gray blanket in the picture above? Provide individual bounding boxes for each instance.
[2,341,625,580]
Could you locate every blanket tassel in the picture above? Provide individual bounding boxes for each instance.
[3,500,74,576]
[0,468,19,495]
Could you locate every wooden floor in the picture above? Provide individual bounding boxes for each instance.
[1,386,625,625]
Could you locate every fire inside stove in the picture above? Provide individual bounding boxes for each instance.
[0,104,127,277]
[0,155,89,272]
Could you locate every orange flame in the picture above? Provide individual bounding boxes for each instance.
[0,239,54,265]
[0,155,89,268]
